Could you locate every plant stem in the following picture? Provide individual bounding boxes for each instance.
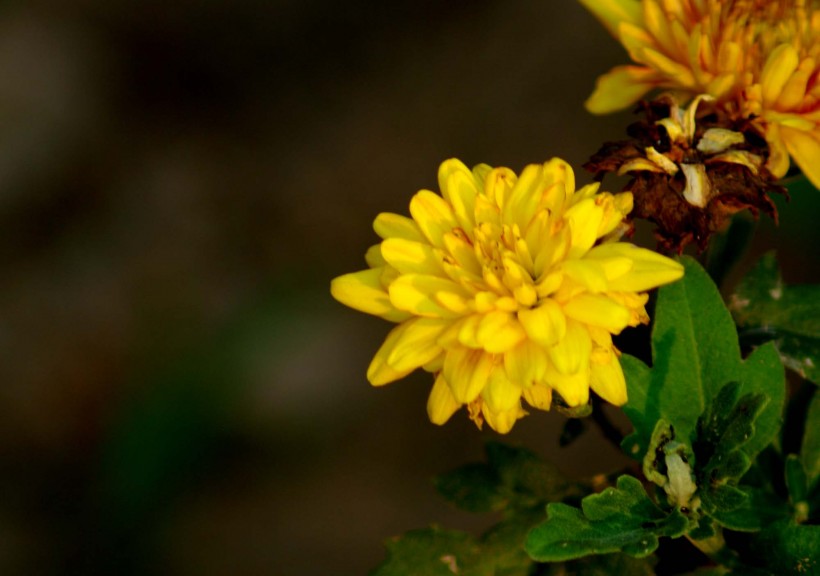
[685,529,741,570]
[590,398,624,449]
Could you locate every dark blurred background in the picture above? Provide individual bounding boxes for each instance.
[1,2,818,574]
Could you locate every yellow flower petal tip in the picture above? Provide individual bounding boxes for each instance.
[580,0,820,188]
[332,158,683,433]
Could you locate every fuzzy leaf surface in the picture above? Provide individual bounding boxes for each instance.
[693,382,768,522]
[525,475,688,562]
[730,251,820,383]
[622,257,785,463]
[374,444,583,576]
[434,442,574,513]
[371,527,487,576]
[746,520,820,575]
[802,392,820,492]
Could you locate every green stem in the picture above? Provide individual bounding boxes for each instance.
[590,397,625,450]
[686,528,741,570]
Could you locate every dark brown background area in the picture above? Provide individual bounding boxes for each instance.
[0,2,817,575]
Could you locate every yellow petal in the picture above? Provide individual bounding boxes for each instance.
[482,368,522,413]
[482,402,526,434]
[423,353,445,373]
[533,224,570,280]
[381,238,445,275]
[367,322,418,386]
[502,163,544,230]
[484,167,517,208]
[562,293,632,334]
[639,47,695,87]
[331,269,409,322]
[518,299,566,347]
[522,385,552,412]
[578,0,643,38]
[474,195,502,230]
[427,373,461,425]
[542,158,576,209]
[439,159,479,233]
[504,340,548,388]
[642,0,676,56]
[781,125,820,190]
[585,243,683,292]
[764,122,791,178]
[409,190,458,248]
[364,244,385,268]
[443,346,493,403]
[588,325,613,348]
[548,319,592,376]
[777,57,814,110]
[471,163,493,189]
[590,352,627,405]
[716,40,741,76]
[545,365,590,407]
[435,291,471,315]
[596,191,633,236]
[437,158,470,193]
[560,259,609,292]
[442,231,482,276]
[619,22,657,63]
[389,274,470,318]
[565,198,605,259]
[761,43,799,106]
[373,212,424,242]
[385,318,449,373]
[456,313,483,348]
[705,73,738,101]
[585,65,658,114]
[476,310,527,353]
[535,269,564,300]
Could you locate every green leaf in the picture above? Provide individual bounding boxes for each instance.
[379,444,582,576]
[675,569,730,576]
[735,343,786,459]
[435,442,574,513]
[371,527,485,576]
[562,553,657,576]
[694,383,768,515]
[730,251,820,383]
[477,510,549,576]
[687,516,717,541]
[707,486,789,532]
[622,257,785,463]
[435,463,507,514]
[666,380,793,531]
[785,454,810,523]
[746,520,820,575]
[371,510,545,576]
[525,475,688,562]
[802,391,820,492]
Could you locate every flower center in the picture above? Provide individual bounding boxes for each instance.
[473,220,539,309]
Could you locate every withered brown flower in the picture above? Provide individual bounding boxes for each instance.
[585,94,787,253]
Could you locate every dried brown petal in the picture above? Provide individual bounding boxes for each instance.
[584,95,787,253]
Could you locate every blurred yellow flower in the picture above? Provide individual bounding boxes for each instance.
[580,0,820,188]
[331,159,683,433]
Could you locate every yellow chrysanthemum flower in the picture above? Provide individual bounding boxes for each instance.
[331,158,683,433]
[580,0,820,188]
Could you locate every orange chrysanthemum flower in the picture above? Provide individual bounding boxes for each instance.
[580,0,820,188]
